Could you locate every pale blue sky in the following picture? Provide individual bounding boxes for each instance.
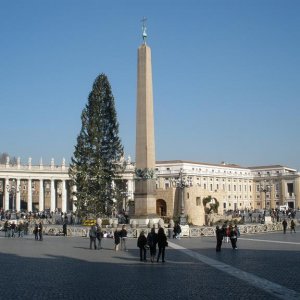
[0,1,299,170]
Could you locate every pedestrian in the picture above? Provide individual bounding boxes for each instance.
[147,227,158,263]
[89,225,97,250]
[173,222,182,239]
[18,221,24,238]
[225,225,230,243]
[215,225,224,252]
[290,220,296,233]
[120,225,128,251]
[63,222,67,236]
[38,222,43,241]
[157,227,167,263]
[11,222,16,238]
[114,229,120,251]
[229,225,238,250]
[34,223,39,240]
[96,224,103,249]
[282,219,287,234]
[137,231,148,262]
[4,221,9,237]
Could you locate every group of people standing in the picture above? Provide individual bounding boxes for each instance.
[3,220,29,237]
[215,224,240,252]
[137,227,168,263]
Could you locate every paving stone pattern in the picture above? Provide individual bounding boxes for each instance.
[0,228,299,299]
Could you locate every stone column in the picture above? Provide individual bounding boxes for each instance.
[39,179,44,212]
[50,179,56,212]
[27,179,32,212]
[16,179,21,212]
[4,178,9,210]
[61,180,67,213]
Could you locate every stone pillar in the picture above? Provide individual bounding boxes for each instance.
[4,178,9,210]
[27,179,32,212]
[134,42,157,217]
[61,180,67,213]
[50,179,56,212]
[16,179,21,212]
[39,179,44,212]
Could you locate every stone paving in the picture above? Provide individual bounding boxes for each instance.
[0,228,299,299]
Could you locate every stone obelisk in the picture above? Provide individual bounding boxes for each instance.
[134,19,157,218]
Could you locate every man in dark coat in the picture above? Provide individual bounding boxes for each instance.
[215,225,224,252]
[282,219,287,234]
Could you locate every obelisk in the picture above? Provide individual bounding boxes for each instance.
[134,19,157,218]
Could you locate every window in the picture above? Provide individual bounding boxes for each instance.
[210,184,213,191]
[204,184,207,189]
[165,183,170,189]
[196,197,201,206]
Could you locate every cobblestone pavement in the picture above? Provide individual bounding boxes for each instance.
[0,228,299,300]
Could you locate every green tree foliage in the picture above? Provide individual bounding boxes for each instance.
[69,74,124,217]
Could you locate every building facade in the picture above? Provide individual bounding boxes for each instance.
[0,157,299,225]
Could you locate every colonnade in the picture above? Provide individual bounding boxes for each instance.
[1,177,72,213]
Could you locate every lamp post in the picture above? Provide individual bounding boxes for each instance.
[6,179,20,216]
[260,180,272,221]
[172,168,192,225]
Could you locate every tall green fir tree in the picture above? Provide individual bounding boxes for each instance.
[69,73,124,217]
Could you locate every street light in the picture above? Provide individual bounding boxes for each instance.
[260,180,272,220]
[172,168,192,225]
[6,179,20,213]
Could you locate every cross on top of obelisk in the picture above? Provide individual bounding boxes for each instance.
[141,17,147,44]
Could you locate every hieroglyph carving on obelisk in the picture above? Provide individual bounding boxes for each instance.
[134,19,157,216]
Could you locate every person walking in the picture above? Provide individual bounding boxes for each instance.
[63,222,67,236]
[147,227,158,263]
[38,222,43,241]
[114,229,120,251]
[290,219,296,233]
[96,224,103,249]
[215,225,225,252]
[229,225,238,250]
[173,222,182,239]
[137,231,148,262]
[120,225,128,251]
[89,225,97,250]
[282,219,287,234]
[34,223,39,240]
[157,227,167,263]
[225,225,230,243]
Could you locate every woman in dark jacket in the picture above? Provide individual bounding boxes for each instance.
[157,227,167,263]
[137,231,148,261]
[147,227,158,263]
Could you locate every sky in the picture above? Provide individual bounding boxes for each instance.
[0,0,299,170]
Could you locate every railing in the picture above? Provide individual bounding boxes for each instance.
[1,221,292,238]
